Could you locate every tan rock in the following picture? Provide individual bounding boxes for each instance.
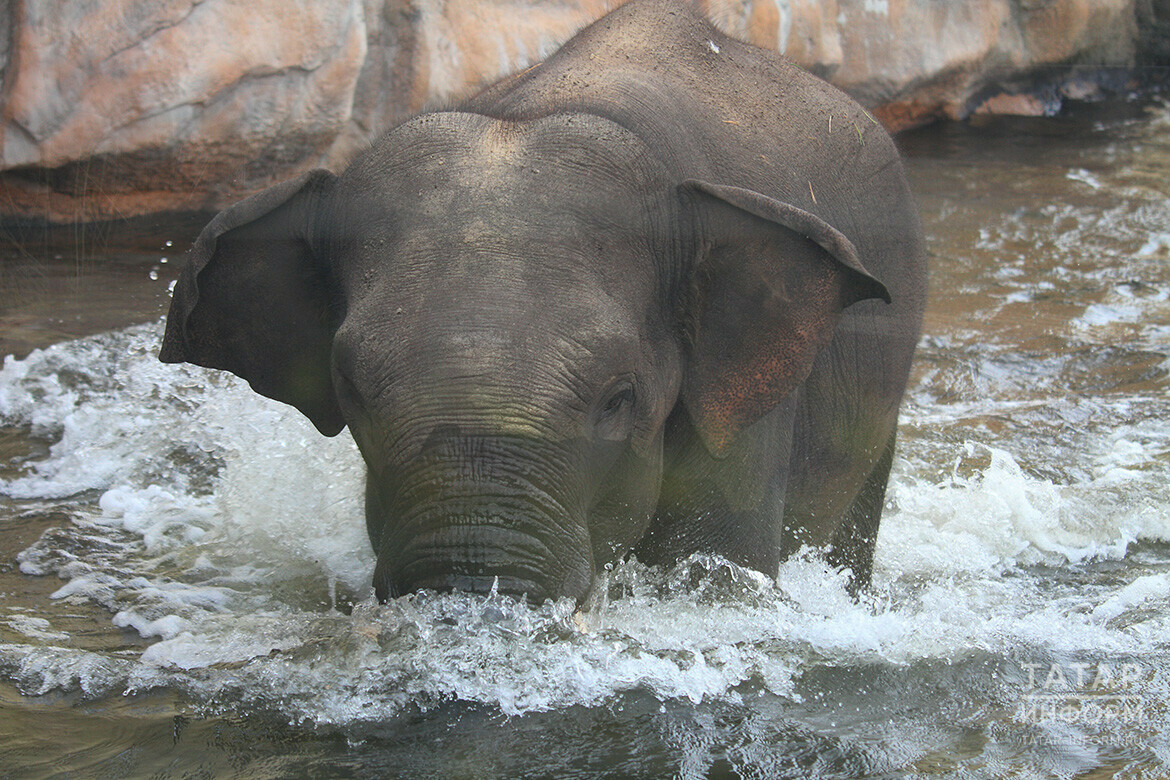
[0,0,1148,222]
[973,92,1051,117]
[708,0,1137,128]
[2,0,366,219]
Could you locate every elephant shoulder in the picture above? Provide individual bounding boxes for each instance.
[460,0,723,119]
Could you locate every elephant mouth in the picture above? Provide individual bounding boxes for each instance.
[375,525,594,605]
[382,572,546,602]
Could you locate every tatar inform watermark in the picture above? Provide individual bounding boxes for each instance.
[1016,661,1148,729]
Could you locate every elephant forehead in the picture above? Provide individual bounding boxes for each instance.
[363,110,661,185]
[412,156,652,237]
[339,310,644,445]
[385,228,655,301]
[340,111,667,235]
[349,279,646,379]
[336,167,662,310]
[344,180,663,334]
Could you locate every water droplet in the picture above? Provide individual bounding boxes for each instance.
[164,240,174,248]
[149,269,159,281]
[160,257,168,264]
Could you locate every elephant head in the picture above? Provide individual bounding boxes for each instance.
[160,111,888,605]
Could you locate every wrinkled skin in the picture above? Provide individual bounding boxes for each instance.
[160,0,927,606]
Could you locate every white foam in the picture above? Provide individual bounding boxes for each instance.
[4,615,71,643]
[1137,232,1170,257]
[1067,168,1103,189]
[878,442,1159,580]
[1079,302,1143,327]
[1091,574,1170,624]
[0,323,1167,763]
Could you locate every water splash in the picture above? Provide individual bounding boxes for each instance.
[1,321,1168,775]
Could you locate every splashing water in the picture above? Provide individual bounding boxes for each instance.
[1,307,1168,776]
[4,99,1170,778]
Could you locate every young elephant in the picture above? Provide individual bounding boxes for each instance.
[160,0,926,605]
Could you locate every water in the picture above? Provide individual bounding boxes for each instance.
[2,97,1170,778]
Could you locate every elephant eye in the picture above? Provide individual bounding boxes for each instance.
[332,368,365,414]
[594,381,637,442]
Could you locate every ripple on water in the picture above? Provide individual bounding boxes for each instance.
[4,99,1170,777]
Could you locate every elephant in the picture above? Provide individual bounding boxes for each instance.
[159,0,927,606]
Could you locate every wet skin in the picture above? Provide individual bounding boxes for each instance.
[160,0,927,604]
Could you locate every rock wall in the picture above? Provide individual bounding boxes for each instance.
[0,0,1155,223]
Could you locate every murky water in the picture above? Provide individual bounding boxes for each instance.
[2,97,1170,778]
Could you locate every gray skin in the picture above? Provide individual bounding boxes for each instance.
[160,0,926,606]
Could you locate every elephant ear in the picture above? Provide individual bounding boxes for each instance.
[680,179,891,457]
[159,169,346,436]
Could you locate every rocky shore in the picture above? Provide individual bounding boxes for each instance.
[1,0,1166,223]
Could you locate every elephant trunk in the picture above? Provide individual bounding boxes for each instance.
[369,430,595,604]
